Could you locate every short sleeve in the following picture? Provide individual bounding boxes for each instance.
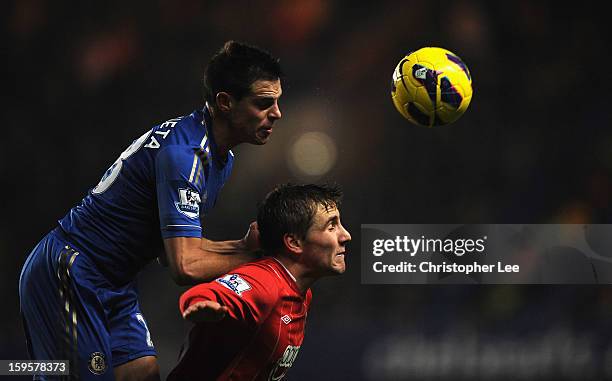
[156,145,206,239]
[180,267,279,326]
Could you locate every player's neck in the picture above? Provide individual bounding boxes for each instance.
[294,274,316,294]
[274,256,315,294]
[209,118,232,164]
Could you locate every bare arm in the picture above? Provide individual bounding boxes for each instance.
[164,222,260,285]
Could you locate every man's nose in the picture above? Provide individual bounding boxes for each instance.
[269,102,281,120]
[340,225,351,243]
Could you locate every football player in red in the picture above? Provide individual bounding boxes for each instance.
[167,183,351,381]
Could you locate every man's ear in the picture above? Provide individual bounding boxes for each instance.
[283,233,303,256]
[216,92,233,113]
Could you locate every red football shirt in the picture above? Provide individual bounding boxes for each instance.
[168,257,312,381]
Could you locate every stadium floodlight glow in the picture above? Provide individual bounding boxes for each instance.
[288,131,337,178]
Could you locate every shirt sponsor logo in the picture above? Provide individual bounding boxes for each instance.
[175,188,201,219]
[216,274,252,296]
[268,345,301,381]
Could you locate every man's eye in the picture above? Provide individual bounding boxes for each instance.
[254,99,274,109]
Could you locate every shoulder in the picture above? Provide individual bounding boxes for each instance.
[224,259,284,301]
[239,258,289,285]
[150,111,207,149]
[152,112,206,171]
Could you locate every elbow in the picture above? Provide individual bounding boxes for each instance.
[169,260,198,286]
[165,245,221,285]
[170,260,218,286]
[164,237,207,286]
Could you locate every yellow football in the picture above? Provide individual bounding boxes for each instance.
[391,47,473,127]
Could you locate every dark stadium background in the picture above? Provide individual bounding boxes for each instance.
[3,1,612,380]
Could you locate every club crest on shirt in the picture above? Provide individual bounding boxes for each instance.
[216,274,252,296]
[88,351,107,375]
[175,188,201,219]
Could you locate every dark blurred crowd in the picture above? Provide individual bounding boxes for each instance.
[4,1,612,379]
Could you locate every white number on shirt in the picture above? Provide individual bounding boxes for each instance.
[92,130,152,194]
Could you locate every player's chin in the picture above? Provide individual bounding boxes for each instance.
[253,129,272,144]
[331,254,346,274]
[251,137,269,146]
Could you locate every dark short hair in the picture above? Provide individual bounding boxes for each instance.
[204,40,282,105]
[257,183,343,252]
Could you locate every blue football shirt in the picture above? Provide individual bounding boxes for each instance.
[58,107,233,284]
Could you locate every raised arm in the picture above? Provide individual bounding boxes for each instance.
[155,141,261,285]
[163,222,260,285]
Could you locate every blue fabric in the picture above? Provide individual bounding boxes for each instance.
[57,108,233,284]
[20,229,156,380]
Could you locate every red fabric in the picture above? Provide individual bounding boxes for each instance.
[169,257,312,381]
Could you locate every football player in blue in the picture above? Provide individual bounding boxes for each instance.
[19,40,283,381]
